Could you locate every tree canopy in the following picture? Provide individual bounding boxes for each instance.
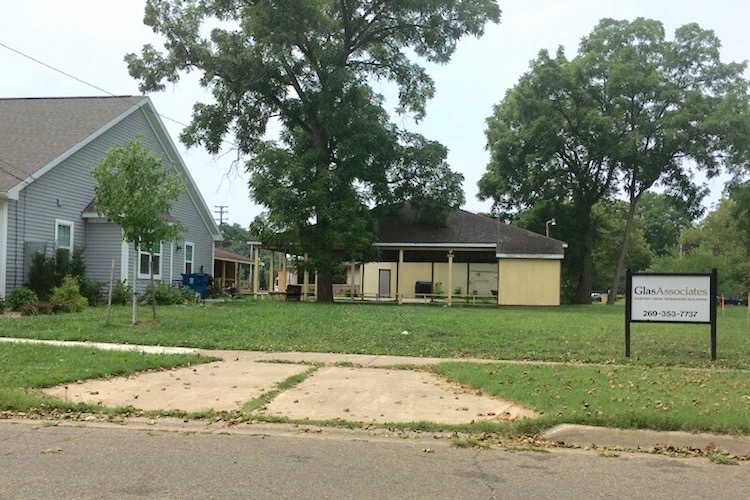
[126,0,500,302]
[480,17,750,303]
[91,136,185,323]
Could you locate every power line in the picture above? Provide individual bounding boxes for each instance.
[0,40,238,149]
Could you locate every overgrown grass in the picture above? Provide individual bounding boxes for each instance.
[0,342,209,412]
[1,301,749,369]
[433,362,750,435]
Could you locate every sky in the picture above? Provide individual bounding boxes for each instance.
[1,1,748,227]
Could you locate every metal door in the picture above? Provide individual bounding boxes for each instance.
[378,269,391,297]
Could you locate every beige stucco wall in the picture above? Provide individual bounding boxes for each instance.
[498,259,561,306]
[398,262,432,298]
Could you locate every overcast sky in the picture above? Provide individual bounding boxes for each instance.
[1,1,748,227]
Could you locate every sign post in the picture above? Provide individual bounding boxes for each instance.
[625,269,717,360]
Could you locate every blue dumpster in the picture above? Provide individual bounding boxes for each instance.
[182,273,209,299]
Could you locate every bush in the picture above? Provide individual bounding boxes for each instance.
[109,280,132,305]
[50,276,88,313]
[79,278,103,306]
[27,251,55,301]
[7,287,38,311]
[0,300,4,315]
[142,282,185,306]
[18,301,39,316]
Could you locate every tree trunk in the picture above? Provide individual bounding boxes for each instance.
[132,243,138,325]
[607,199,638,305]
[317,267,334,303]
[573,222,595,304]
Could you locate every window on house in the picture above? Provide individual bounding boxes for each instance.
[138,242,162,278]
[55,220,74,253]
[184,242,194,274]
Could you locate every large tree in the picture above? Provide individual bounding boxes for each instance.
[92,136,185,324]
[126,0,499,302]
[480,18,750,304]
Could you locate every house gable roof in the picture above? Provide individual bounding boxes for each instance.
[0,95,222,241]
[375,204,566,258]
[0,96,144,193]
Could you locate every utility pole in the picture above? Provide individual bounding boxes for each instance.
[214,205,228,225]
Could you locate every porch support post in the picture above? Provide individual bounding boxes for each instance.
[253,246,260,299]
[269,251,274,291]
[303,253,309,301]
[497,259,501,306]
[447,250,454,307]
[350,262,355,302]
[397,249,404,304]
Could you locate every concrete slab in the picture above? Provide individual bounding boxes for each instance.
[255,352,381,366]
[260,366,537,424]
[44,358,309,413]
[544,424,750,456]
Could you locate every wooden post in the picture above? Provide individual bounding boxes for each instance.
[397,249,404,304]
[106,259,115,326]
[253,246,260,299]
[447,250,454,307]
[350,262,355,302]
[303,253,309,301]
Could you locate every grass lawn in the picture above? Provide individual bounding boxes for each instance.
[1,301,748,434]
[0,342,208,413]
[433,362,750,435]
[0,300,748,369]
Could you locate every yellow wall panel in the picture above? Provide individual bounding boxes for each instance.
[399,262,432,298]
[498,259,561,306]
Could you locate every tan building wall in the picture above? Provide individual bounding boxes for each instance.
[362,262,397,297]
[498,259,561,306]
[398,262,432,298]
[433,262,469,296]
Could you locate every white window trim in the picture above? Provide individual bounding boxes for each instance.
[138,242,163,279]
[183,241,195,274]
[54,219,74,252]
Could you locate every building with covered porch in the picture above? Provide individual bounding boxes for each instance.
[355,205,566,306]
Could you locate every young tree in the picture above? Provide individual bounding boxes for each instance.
[481,18,750,304]
[125,0,500,302]
[91,136,185,324]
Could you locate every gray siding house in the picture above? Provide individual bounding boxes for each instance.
[0,96,222,297]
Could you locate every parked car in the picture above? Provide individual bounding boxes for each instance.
[591,292,603,303]
[717,296,745,305]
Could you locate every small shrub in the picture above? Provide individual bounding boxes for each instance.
[110,280,132,305]
[0,300,4,315]
[50,276,88,313]
[206,276,224,299]
[7,287,38,311]
[142,282,185,305]
[48,298,68,314]
[79,278,103,306]
[18,301,39,316]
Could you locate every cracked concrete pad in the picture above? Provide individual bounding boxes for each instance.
[44,357,308,413]
[260,366,537,424]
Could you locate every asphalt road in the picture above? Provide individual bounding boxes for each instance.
[1,420,748,499]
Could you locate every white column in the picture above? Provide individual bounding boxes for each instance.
[253,246,260,298]
[447,250,454,307]
[303,253,309,301]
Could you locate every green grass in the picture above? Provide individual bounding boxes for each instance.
[433,362,750,435]
[0,301,748,369]
[0,342,209,412]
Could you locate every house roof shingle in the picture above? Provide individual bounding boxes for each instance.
[0,96,145,192]
[375,204,566,257]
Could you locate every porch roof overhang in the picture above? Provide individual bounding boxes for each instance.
[214,248,254,265]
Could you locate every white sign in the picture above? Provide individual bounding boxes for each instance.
[630,274,712,323]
